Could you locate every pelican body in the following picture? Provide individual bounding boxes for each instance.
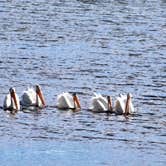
[3,88,20,112]
[115,93,134,115]
[21,85,45,109]
[57,92,81,110]
[89,93,112,112]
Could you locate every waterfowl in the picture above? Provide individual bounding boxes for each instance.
[20,85,46,109]
[57,92,81,110]
[114,93,134,115]
[3,87,20,112]
[89,93,113,112]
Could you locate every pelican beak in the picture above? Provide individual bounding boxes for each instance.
[73,94,81,109]
[125,93,131,115]
[107,96,112,111]
[36,86,46,106]
[10,90,18,110]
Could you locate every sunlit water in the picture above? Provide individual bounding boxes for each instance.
[0,0,165,165]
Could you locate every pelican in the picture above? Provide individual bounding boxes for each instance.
[57,92,81,110]
[114,93,134,115]
[3,87,20,112]
[20,85,46,109]
[89,93,113,112]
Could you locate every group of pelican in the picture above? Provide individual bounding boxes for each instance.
[3,85,134,115]
[3,85,45,113]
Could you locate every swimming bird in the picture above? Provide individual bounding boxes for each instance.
[57,92,81,110]
[114,93,134,115]
[3,87,20,112]
[89,93,113,112]
[20,85,46,109]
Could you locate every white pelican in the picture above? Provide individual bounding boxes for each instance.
[89,93,113,112]
[114,93,134,115]
[20,85,46,109]
[3,87,20,112]
[57,92,81,109]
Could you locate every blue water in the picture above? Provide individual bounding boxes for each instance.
[0,0,166,165]
[1,140,164,166]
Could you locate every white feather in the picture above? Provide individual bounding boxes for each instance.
[57,92,75,109]
[21,87,42,107]
[89,93,108,112]
[115,94,134,114]
[3,92,20,111]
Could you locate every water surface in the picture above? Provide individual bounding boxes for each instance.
[0,0,165,165]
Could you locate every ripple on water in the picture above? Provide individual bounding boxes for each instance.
[0,0,166,165]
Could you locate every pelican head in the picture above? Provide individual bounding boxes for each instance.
[9,87,19,110]
[35,85,46,106]
[9,87,15,93]
[128,93,132,98]
[107,96,110,101]
[72,93,81,109]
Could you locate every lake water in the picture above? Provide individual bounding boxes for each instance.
[0,0,165,165]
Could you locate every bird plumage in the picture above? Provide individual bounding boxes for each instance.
[114,93,134,115]
[20,85,45,109]
[3,88,20,112]
[57,92,81,109]
[89,93,112,112]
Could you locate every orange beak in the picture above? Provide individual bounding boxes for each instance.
[37,88,46,106]
[11,91,18,110]
[73,95,81,109]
